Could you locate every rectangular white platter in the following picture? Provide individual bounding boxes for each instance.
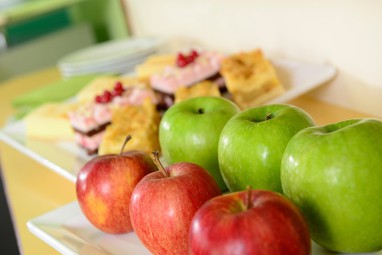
[0,57,337,183]
[28,201,382,255]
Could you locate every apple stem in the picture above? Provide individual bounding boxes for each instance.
[120,135,132,155]
[197,108,204,114]
[152,151,169,177]
[265,113,273,120]
[246,186,253,210]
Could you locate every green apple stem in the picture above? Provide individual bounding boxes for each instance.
[246,186,253,210]
[266,113,273,120]
[152,151,169,177]
[120,135,132,155]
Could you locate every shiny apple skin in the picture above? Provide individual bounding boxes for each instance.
[218,104,314,193]
[189,189,311,255]
[130,162,222,255]
[159,96,240,191]
[76,150,157,234]
[281,118,382,252]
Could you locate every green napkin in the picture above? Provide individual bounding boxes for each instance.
[12,73,111,119]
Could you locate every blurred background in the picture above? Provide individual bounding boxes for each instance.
[1,1,382,254]
[1,0,129,254]
[0,0,129,82]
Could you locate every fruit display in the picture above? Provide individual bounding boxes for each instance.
[189,189,311,255]
[218,104,314,193]
[281,118,382,253]
[75,136,157,234]
[15,45,382,255]
[159,96,240,191]
[70,96,382,254]
[129,152,222,255]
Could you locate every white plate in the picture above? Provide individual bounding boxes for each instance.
[0,121,90,183]
[58,37,163,70]
[27,201,382,255]
[60,57,147,78]
[269,58,335,104]
[0,58,336,183]
[27,201,151,255]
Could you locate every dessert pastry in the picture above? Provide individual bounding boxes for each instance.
[68,81,157,154]
[220,49,285,109]
[98,99,160,155]
[135,54,176,80]
[150,49,225,110]
[24,102,78,141]
[174,81,221,104]
[76,76,148,103]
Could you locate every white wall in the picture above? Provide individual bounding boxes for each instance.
[124,0,382,117]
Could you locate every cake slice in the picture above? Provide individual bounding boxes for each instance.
[24,102,78,141]
[76,76,149,103]
[135,54,176,80]
[220,49,285,109]
[98,99,160,155]
[149,49,226,110]
[68,80,158,154]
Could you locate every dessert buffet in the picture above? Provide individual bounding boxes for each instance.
[5,39,382,255]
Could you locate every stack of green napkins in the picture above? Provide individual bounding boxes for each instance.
[12,74,103,119]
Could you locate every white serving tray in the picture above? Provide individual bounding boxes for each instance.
[27,201,151,255]
[0,120,91,183]
[0,58,336,183]
[27,201,382,255]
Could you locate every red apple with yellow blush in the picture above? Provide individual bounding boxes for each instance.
[76,135,157,234]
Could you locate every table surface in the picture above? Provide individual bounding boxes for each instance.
[0,67,375,255]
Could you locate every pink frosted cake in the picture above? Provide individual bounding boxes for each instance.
[68,81,157,154]
[150,50,225,109]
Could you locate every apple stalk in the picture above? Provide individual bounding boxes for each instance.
[120,134,132,155]
[152,151,169,177]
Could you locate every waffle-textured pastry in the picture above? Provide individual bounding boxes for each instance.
[174,81,221,104]
[98,99,160,155]
[220,49,284,109]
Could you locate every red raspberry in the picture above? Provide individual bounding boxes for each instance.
[176,53,188,67]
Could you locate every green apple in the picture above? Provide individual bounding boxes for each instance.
[218,104,314,193]
[281,118,382,253]
[159,96,240,191]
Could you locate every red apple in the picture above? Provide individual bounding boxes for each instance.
[76,136,157,234]
[189,189,311,255]
[130,152,222,255]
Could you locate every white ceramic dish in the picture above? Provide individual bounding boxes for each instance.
[0,58,336,183]
[60,57,147,78]
[58,37,163,70]
[27,201,382,255]
[27,201,151,255]
[0,120,91,183]
[57,37,164,78]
